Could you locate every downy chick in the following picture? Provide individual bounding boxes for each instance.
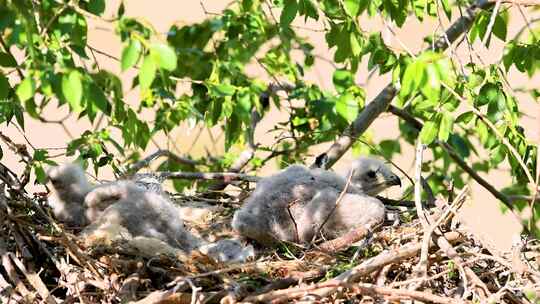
[232,157,401,246]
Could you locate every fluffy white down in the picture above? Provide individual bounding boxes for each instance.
[232,157,399,246]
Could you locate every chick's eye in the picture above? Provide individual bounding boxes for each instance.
[366,170,376,178]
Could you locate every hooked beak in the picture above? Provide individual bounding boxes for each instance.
[387,174,402,187]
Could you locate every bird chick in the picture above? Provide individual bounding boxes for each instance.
[82,181,203,252]
[232,157,401,246]
[48,164,256,263]
[47,164,93,228]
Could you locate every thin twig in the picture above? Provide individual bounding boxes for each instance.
[482,0,503,45]
[157,171,261,183]
[310,168,355,244]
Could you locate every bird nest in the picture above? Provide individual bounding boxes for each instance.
[0,181,539,304]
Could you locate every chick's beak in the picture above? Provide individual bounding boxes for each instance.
[387,174,402,187]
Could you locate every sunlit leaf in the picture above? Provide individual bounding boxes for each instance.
[419,116,439,144]
[121,39,142,71]
[438,112,453,142]
[335,92,359,122]
[16,77,35,102]
[344,0,360,17]
[139,55,156,90]
[150,43,177,71]
[62,70,83,112]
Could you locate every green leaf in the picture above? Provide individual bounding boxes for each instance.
[344,0,360,17]
[421,64,440,101]
[0,52,17,67]
[16,77,35,102]
[332,69,354,93]
[62,70,83,112]
[455,111,474,124]
[438,112,453,142]
[400,61,424,98]
[335,92,359,123]
[34,165,47,184]
[379,139,401,159]
[210,83,236,96]
[87,0,105,15]
[121,39,142,71]
[492,14,507,41]
[281,0,298,27]
[441,0,452,19]
[0,73,9,100]
[350,33,361,56]
[139,55,156,90]
[149,43,177,71]
[87,83,111,115]
[476,82,499,106]
[448,134,470,158]
[419,115,440,144]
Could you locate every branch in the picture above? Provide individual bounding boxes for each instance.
[125,149,199,175]
[316,217,383,252]
[244,231,464,302]
[314,0,493,169]
[387,105,515,211]
[157,171,261,183]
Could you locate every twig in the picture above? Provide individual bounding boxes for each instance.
[8,253,57,304]
[316,217,383,252]
[413,141,430,280]
[244,232,464,302]
[310,168,355,244]
[482,0,503,45]
[158,171,261,183]
[126,149,199,175]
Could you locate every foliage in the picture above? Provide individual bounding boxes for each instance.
[0,0,539,236]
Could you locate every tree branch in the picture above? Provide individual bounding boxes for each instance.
[387,105,520,214]
[157,171,261,183]
[314,0,493,169]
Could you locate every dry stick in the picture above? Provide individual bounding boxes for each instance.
[243,232,464,302]
[268,281,465,304]
[126,149,199,175]
[345,282,464,304]
[413,142,430,281]
[317,217,383,253]
[0,236,33,301]
[314,0,494,170]
[482,0,503,45]
[8,253,57,304]
[429,190,492,299]
[158,171,261,183]
[310,169,355,245]
[416,187,470,290]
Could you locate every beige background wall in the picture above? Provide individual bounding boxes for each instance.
[2,1,539,251]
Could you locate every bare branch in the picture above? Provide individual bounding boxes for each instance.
[244,232,464,302]
[157,171,261,183]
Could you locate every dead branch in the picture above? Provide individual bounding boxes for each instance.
[316,217,383,252]
[126,149,199,175]
[157,171,261,183]
[244,232,464,302]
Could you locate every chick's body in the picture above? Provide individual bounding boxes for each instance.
[232,157,400,246]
